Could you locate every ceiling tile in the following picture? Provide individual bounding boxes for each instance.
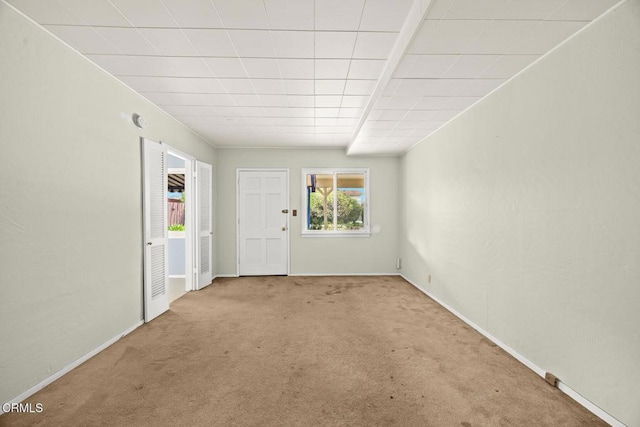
[283,79,315,94]
[291,117,316,126]
[386,96,421,109]
[344,79,377,95]
[377,110,408,120]
[315,108,341,118]
[183,29,237,56]
[259,94,289,107]
[162,0,224,28]
[88,55,210,77]
[138,28,199,56]
[348,60,386,79]
[315,60,351,79]
[548,0,618,21]
[263,107,291,117]
[413,97,451,109]
[230,94,262,106]
[404,110,436,120]
[44,25,118,54]
[479,55,539,78]
[287,95,315,107]
[315,96,343,108]
[278,59,314,79]
[314,32,358,59]
[272,31,314,58]
[441,96,480,109]
[93,27,157,55]
[409,20,489,54]
[359,0,413,31]
[435,0,511,20]
[110,0,176,27]
[394,54,459,78]
[315,80,346,95]
[228,30,275,57]
[341,95,369,108]
[162,105,220,116]
[463,20,539,54]
[119,76,225,93]
[392,78,504,96]
[202,94,234,105]
[59,0,130,26]
[242,58,280,78]
[495,0,566,20]
[315,0,365,31]
[204,58,248,78]
[9,0,84,25]
[219,79,255,93]
[352,32,398,59]
[289,108,315,117]
[508,21,587,54]
[264,0,314,30]
[443,55,500,78]
[252,79,285,94]
[141,92,209,106]
[213,0,269,29]
[336,118,359,126]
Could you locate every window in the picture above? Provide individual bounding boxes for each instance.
[301,168,369,237]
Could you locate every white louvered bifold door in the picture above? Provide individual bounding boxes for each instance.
[196,161,213,290]
[142,138,169,322]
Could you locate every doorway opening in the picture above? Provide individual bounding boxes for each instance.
[167,152,190,303]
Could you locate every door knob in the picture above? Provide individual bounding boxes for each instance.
[282,209,289,213]
[282,226,286,231]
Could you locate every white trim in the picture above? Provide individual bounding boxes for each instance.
[213,274,239,279]
[301,168,370,236]
[289,273,401,277]
[236,168,290,277]
[0,320,143,415]
[399,274,626,427]
[169,275,186,279]
[300,232,371,238]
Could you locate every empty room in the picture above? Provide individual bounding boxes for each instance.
[1,0,638,426]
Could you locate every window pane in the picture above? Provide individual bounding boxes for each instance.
[306,173,334,230]
[336,173,365,231]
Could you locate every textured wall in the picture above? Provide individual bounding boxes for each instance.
[0,3,216,405]
[216,148,399,275]
[399,1,640,424]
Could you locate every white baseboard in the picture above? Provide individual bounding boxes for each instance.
[289,272,401,277]
[399,274,624,427]
[213,274,238,279]
[1,320,143,415]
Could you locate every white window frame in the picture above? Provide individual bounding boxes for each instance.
[301,168,370,238]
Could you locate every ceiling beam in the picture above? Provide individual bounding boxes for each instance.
[346,0,433,156]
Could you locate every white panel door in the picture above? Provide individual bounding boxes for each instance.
[196,161,213,289]
[142,138,169,322]
[238,170,289,275]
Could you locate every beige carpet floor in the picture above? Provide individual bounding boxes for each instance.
[1,276,605,426]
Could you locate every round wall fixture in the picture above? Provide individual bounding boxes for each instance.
[132,113,147,129]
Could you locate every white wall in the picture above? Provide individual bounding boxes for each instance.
[399,1,640,425]
[0,3,216,405]
[216,148,399,275]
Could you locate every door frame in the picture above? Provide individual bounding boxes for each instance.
[236,168,290,277]
[166,146,196,293]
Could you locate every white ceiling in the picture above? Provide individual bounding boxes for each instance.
[8,0,619,155]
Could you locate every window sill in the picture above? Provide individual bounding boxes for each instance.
[301,232,370,238]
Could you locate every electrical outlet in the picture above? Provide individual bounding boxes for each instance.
[427,274,431,284]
